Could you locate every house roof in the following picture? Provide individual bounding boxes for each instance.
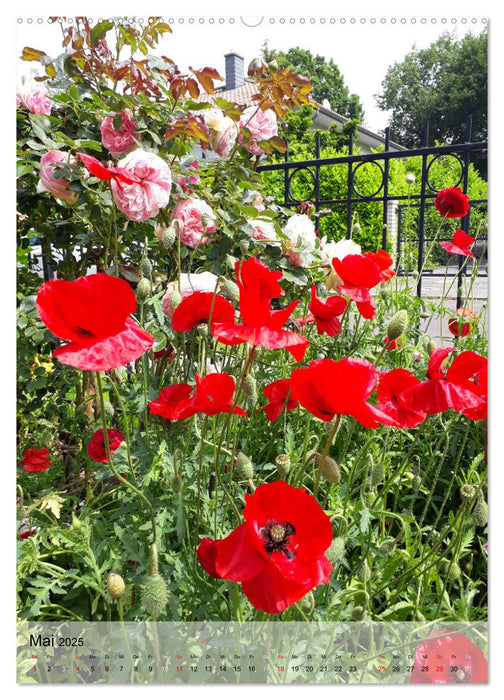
[197,78,406,152]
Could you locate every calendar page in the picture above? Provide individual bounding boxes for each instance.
[15,13,488,685]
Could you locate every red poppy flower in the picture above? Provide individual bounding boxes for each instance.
[20,447,51,473]
[36,273,154,371]
[171,291,235,332]
[410,631,487,683]
[331,254,385,319]
[362,250,396,282]
[382,334,406,350]
[290,358,398,428]
[196,480,333,614]
[448,307,478,337]
[440,230,476,259]
[262,378,299,421]
[87,429,125,463]
[211,258,309,361]
[401,348,487,420]
[376,369,426,428]
[78,153,141,186]
[149,373,247,420]
[308,285,347,336]
[434,187,470,218]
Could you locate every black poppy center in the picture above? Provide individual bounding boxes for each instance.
[260,519,296,558]
[76,326,94,337]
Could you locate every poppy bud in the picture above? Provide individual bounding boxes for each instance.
[136,277,151,302]
[162,226,177,249]
[141,257,152,278]
[170,289,182,311]
[460,484,476,502]
[351,605,365,621]
[386,310,408,341]
[242,374,257,403]
[352,221,361,235]
[326,536,345,564]
[316,453,341,484]
[406,173,416,185]
[104,400,115,418]
[239,239,250,254]
[370,462,384,488]
[106,572,126,600]
[356,560,371,582]
[226,254,237,270]
[171,474,183,494]
[236,452,254,480]
[275,453,291,478]
[420,312,430,319]
[441,560,461,581]
[412,475,422,491]
[301,591,314,614]
[472,497,488,527]
[222,279,240,304]
[141,574,168,618]
[427,339,436,356]
[379,538,396,555]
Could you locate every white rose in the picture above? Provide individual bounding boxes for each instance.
[283,214,317,267]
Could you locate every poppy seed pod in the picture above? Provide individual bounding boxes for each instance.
[141,575,168,618]
[386,310,409,341]
[275,453,291,477]
[106,572,126,600]
[236,452,254,480]
[136,277,151,302]
[460,484,476,502]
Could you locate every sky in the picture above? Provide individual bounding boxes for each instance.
[15,11,488,134]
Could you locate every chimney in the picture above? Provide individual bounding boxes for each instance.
[224,52,244,90]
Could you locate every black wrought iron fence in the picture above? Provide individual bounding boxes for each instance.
[257,116,487,305]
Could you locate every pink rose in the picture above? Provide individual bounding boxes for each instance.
[100,110,138,158]
[238,106,278,155]
[162,272,219,318]
[17,84,52,116]
[171,198,217,249]
[202,108,238,157]
[37,150,77,203]
[174,160,200,194]
[283,213,317,267]
[251,190,265,211]
[110,149,172,221]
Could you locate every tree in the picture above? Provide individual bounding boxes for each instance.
[376,31,487,155]
[262,45,364,121]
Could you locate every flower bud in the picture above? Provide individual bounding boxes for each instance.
[242,374,257,402]
[406,173,416,185]
[357,560,371,582]
[275,453,291,478]
[427,339,436,356]
[104,400,115,418]
[141,574,168,618]
[236,452,254,480]
[412,475,422,491]
[378,538,396,555]
[326,536,345,565]
[226,254,237,271]
[170,289,182,312]
[460,484,476,502]
[316,453,341,484]
[472,497,488,527]
[107,572,126,600]
[222,278,240,304]
[171,474,183,494]
[370,462,384,488]
[351,221,361,235]
[351,605,365,621]
[386,310,409,342]
[136,277,151,302]
[163,226,177,249]
[196,323,209,338]
[301,591,314,614]
[140,257,153,278]
[441,560,461,581]
[239,239,250,254]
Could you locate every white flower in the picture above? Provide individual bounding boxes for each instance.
[283,214,317,267]
[319,237,362,266]
[249,219,279,244]
[162,272,219,318]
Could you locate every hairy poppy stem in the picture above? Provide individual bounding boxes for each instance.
[94,371,157,545]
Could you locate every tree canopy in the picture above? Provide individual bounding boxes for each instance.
[262,45,364,121]
[376,31,487,152]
